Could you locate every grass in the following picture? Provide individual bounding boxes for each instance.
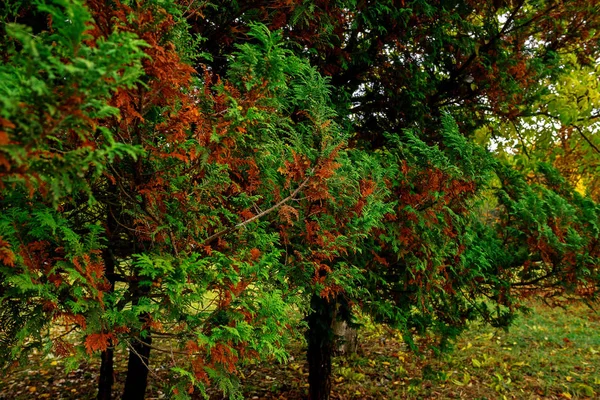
[364,301,600,399]
[0,300,598,399]
[235,299,600,399]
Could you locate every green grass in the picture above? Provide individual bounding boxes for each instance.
[325,300,600,399]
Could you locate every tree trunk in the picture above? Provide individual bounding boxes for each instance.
[122,329,152,400]
[332,319,358,356]
[332,297,358,356]
[306,294,335,400]
[98,194,118,400]
[97,347,114,400]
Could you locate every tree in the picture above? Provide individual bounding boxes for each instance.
[479,53,600,200]
[186,1,600,398]
[1,1,379,399]
[1,1,599,400]
[1,0,147,375]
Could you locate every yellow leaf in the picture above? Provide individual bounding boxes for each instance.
[566,376,573,382]
[50,361,58,366]
[561,392,572,399]
[382,361,391,366]
[463,372,471,385]
[28,387,37,393]
[460,342,473,351]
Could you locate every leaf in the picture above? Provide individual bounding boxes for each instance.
[0,237,15,266]
[84,333,115,355]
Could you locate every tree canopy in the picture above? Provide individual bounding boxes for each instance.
[1,1,599,399]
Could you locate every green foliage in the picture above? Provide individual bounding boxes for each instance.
[0,0,146,203]
[1,1,599,399]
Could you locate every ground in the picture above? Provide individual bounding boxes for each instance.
[0,300,598,399]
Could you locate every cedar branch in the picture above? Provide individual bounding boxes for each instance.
[202,174,312,245]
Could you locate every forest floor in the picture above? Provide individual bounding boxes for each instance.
[0,300,599,400]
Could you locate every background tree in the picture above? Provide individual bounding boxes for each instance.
[479,53,600,200]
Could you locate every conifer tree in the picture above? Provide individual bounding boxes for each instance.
[189,1,600,398]
[1,1,599,400]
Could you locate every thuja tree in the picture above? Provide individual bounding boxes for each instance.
[187,1,600,399]
[0,1,385,399]
[1,1,600,400]
[359,116,600,338]
[0,0,147,367]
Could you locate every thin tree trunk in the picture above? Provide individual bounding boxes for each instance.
[122,327,152,400]
[306,294,335,400]
[98,347,114,400]
[332,297,358,356]
[98,192,118,400]
[332,319,358,356]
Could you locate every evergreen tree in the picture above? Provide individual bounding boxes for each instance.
[1,1,599,400]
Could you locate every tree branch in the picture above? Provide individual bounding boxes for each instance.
[123,338,163,381]
[202,174,312,245]
[517,111,600,156]
[573,125,600,156]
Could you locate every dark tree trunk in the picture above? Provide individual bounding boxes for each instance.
[97,347,114,400]
[306,294,335,400]
[98,190,118,400]
[122,328,152,400]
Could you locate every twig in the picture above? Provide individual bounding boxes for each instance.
[202,174,312,245]
[132,336,189,356]
[513,122,532,159]
[51,325,78,341]
[573,125,600,156]
[123,338,163,381]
